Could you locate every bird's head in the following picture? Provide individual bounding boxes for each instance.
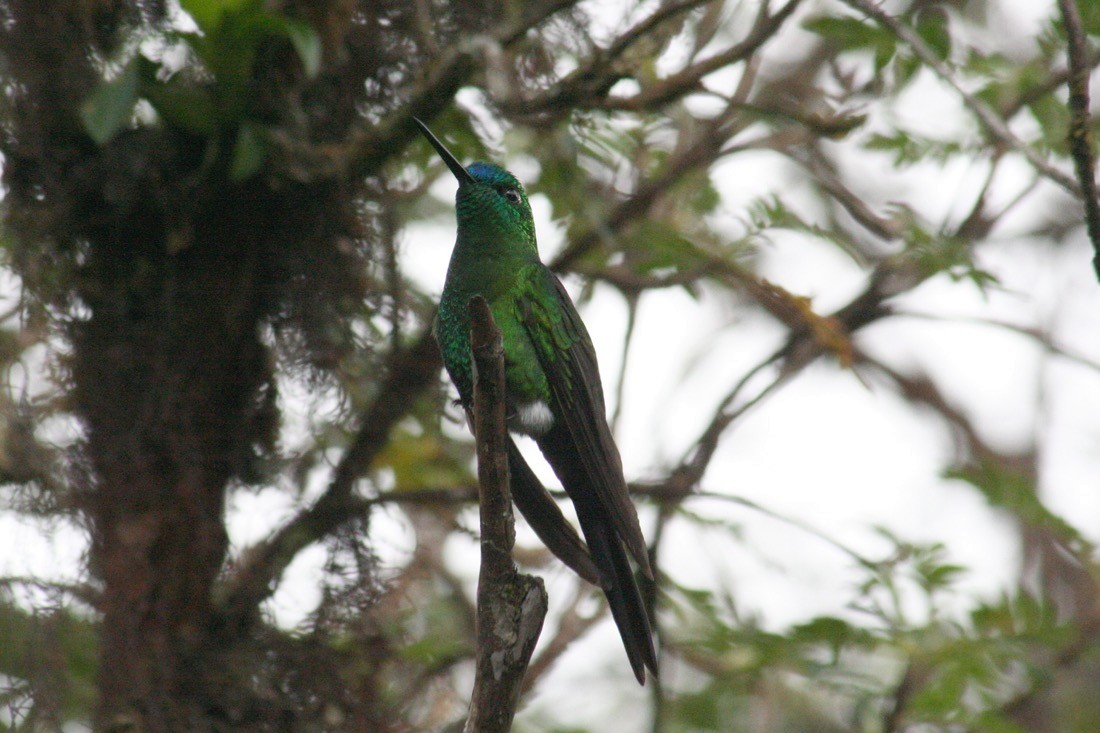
[414,118,537,252]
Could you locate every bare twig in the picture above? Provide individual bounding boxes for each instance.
[0,576,102,609]
[1056,0,1100,279]
[318,481,878,572]
[597,0,805,112]
[796,145,904,242]
[463,296,548,733]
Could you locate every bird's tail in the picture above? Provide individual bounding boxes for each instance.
[507,438,601,585]
[535,421,658,683]
[572,490,658,684]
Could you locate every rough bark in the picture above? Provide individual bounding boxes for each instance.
[463,296,548,733]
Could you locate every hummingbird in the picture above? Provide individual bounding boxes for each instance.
[415,118,657,684]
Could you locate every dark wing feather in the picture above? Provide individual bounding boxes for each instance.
[506,437,600,585]
[514,266,652,578]
[459,403,599,585]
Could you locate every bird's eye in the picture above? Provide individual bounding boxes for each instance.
[502,188,522,205]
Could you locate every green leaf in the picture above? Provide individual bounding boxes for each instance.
[743,195,865,264]
[803,16,877,50]
[223,10,323,81]
[139,53,219,135]
[281,18,323,78]
[144,83,218,135]
[229,123,268,180]
[1027,93,1071,154]
[970,591,1062,642]
[894,50,922,86]
[1078,0,1100,38]
[866,131,969,167]
[803,15,896,69]
[790,616,871,662]
[946,458,1092,555]
[626,220,702,273]
[373,426,475,491]
[180,0,255,35]
[918,561,966,592]
[915,8,951,62]
[81,59,140,144]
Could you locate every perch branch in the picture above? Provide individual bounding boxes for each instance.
[463,296,548,733]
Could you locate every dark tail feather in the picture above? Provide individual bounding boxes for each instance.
[507,438,600,585]
[507,441,657,679]
[574,494,658,684]
[536,422,657,683]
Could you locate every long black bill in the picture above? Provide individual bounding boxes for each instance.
[413,117,477,186]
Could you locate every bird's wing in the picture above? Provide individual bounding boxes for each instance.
[513,265,652,576]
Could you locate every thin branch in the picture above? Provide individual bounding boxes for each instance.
[497,0,720,117]
[463,296,547,733]
[574,261,717,292]
[322,479,878,568]
[856,353,1009,470]
[1001,46,1100,118]
[951,151,1006,242]
[596,0,805,112]
[550,108,735,271]
[271,0,582,182]
[884,660,923,733]
[840,0,1081,196]
[796,145,904,242]
[673,349,786,490]
[1056,0,1100,279]
[648,500,672,733]
[890,310,1100,376]
[610,292,639,434]
[632,487,878,570]
[667,248,933,491]
[0,576,101,610]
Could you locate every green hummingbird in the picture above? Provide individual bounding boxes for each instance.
[415,118,657,684]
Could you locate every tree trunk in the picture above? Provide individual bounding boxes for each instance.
[74,189,270,731]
